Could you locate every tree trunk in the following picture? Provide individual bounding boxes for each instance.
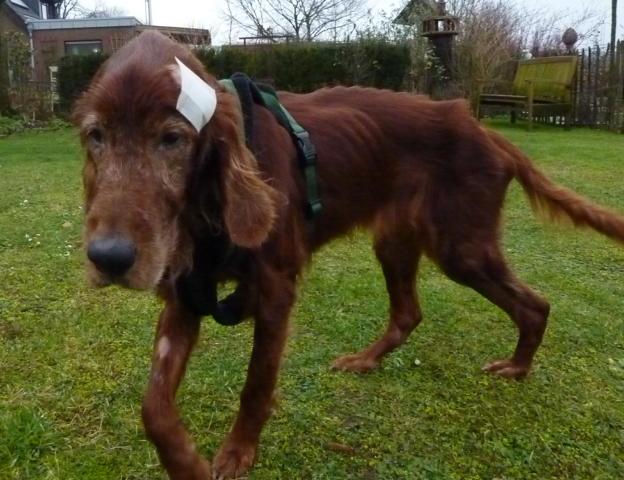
[608,0,617,128]
[0,32,11,114]
[611,0,617,68]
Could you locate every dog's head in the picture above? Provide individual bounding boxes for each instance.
[73,31,277,290]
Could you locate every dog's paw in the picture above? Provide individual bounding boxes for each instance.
[192,458,213,480]
[331,353,379,373]
[212,439,256,480]
[168,456,211,480]
[482,359,530,379]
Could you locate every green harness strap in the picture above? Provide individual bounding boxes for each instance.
[218,78,237,96]
[219,79,322,219]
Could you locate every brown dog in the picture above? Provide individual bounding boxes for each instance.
[74,31,624,479]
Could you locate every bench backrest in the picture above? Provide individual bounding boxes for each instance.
[512,56,578,102]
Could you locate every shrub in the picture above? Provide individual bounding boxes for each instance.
[57,53,108,113]
[196,39,411,92]
[0,115,72,137]
[0,115,26,136]
[56,40,411,111]
[0,33,10,114]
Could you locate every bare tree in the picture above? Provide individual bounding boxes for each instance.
[442,0,601,96]
[0,5,10,114]
[223,0,366,42]
[611,0,617,64]
[79,1,127,18]
[42,0,82,19]
[608,0,618,126]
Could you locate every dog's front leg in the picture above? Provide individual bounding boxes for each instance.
[142,301,211,479]
[212,267,295,479]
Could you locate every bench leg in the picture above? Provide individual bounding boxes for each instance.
[510,109,517,124]
[526,82,534,131]
[564,108,572,131]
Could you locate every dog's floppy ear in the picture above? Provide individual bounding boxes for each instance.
[209,90,278,248]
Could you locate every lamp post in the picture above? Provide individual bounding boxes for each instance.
[145,0,153,25]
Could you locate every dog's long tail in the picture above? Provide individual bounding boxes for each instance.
[488,130,624,244]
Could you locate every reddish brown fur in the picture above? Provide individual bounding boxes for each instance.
[74,31,624,479]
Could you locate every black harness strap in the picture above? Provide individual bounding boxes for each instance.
[256,83,322,219]
[176,218,247,326]
[228,73,259,147]
[221,74,323,220]
[177,74,322,327]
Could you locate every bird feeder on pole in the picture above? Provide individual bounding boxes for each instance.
[562,28,578,53]
[421,1,459,84]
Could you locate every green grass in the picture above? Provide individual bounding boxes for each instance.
[1,122,623,479]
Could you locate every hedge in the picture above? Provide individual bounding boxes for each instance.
[0,33,12,114]
[57,53,108,113]
[197,40,410,92]
[57,40,411,112]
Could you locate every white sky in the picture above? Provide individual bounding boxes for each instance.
[77,0,622,45]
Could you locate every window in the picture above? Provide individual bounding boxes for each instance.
[49,66,58,90]
[49,66,60,104]
[111,35,130,53]
[64,41,103,56]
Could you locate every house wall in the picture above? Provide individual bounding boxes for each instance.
[0,6,26,111]
[0,5,28,35]
[31,25,211,83]
[32,26,139,82]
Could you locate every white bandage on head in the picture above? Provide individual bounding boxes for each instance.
[174,57,217,132]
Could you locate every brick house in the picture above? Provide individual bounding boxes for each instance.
[0,0,41,35]
[0,0,211,85]
[29,17,211,84]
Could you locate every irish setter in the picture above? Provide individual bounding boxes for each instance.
[74,31,624,479]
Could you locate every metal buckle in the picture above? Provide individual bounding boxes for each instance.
[295,131,317,166]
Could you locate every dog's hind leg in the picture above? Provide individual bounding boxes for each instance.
[432,236,550,379]
[332,227,423,373]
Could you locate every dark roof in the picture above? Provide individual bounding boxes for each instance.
[26,17,211,45]
[5,0,41,25]
[21,0,41,15]
[28,16,143,30]
[394,0,435,25]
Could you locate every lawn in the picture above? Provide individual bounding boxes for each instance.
[1,122,623,480]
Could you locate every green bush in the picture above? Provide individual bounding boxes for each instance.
[0,115,26,136]
[197,40,411,92]
[0,115,73,136]
[55,40,411,110]
[0,33,10,114]
[57,53,108,113]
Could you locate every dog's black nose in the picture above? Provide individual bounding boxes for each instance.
[87,236,136,276]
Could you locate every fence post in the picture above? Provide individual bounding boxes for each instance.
[594,46,600,127]
[607,42,619,129]
[614,40,624,131]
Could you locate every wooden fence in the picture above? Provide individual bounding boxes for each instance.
[573,41,624,130]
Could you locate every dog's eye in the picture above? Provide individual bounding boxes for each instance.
[87,128,103,145]
[160,132,181,148]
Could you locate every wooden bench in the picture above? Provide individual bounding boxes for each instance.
[476,56,578,130]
